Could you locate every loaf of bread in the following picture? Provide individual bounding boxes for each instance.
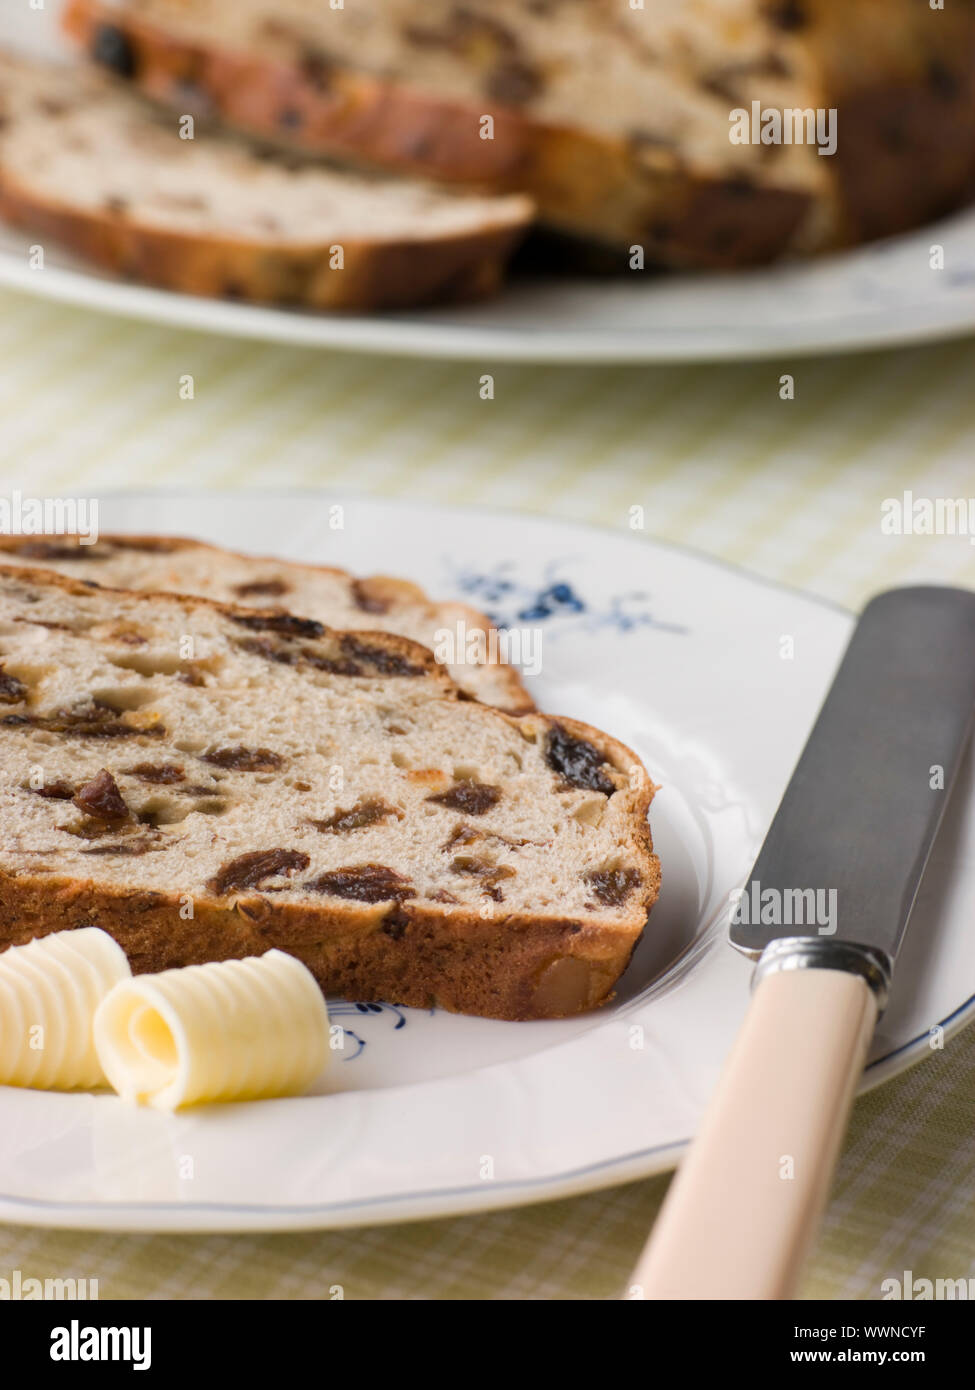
[0,566,659,1020]
[0,534,534,714]
[0,51,532,310]
[63,0,975,266]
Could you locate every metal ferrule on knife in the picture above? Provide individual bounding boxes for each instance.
[751,938,892,1010]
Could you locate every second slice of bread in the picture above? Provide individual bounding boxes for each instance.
[0,51,532,310]
[0,534,535,714]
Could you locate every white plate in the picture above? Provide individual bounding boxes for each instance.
[3,7,975,364]
[1,491,974,1232]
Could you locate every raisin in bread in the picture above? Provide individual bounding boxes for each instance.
[0,51,531,310]
[64,0,975,266]
[0,566,659,1020]
[0,534,534,715]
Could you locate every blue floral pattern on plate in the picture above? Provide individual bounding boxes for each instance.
[444,558,688,637]
[327,1000,412,1061]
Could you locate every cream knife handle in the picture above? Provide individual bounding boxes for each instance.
[629,967,878,1300]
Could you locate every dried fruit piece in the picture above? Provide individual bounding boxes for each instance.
[27,778,75,800]
[235,636,354,675]
[546,723,615,796]
[235,896,271,923]
[202,746,284,772]
[124,762,185,784]
[764,0,808,31]
[233,580,290,599]
[307,864,414,902]
[339,635,428,677]
[10,540,102,561]
[488,59,543,106]
[2,703,165,739]
[90,22,137,78]
[0,665,27,703]
[450,855,516,901]
[230,611,325,639]
[207,849,310,896]
[381,905,411,939]
[585,866,642,907]
[427,780,501,816]
[311,799,400,833]
[442,823,533,852]
[236,629,429,679]
[430,888,460,905]
[72,769,132,823]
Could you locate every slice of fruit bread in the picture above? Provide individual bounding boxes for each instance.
[0,565,660,1020]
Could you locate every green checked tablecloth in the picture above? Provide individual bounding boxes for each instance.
[1,285,975,1300]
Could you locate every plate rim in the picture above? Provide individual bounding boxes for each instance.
[0,492,970,1232]
[2,246,975,366]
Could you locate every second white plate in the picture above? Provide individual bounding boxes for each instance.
[2,5,975,363]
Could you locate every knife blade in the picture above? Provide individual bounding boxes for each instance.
[630,586,975,1301]
[732,585,975,1003]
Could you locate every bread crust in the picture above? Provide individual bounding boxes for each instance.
[0,567,659,1020]
[63,0,975,266]
[0,171,528,312]
[0,533,537,715]
[0,864,656,1021]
